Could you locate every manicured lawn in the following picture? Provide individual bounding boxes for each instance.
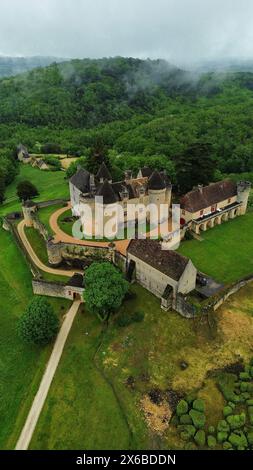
[0,165,69,217]
[5,165,69,202]
[178,212,253,283]
[24,227,71,283]
[38,203,65,236]
[0,226,71,449]
[30,281,253,449]
[30,309,131,450]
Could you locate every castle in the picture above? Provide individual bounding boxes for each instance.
[69,163,172,237]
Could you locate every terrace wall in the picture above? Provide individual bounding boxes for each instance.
[32,279,84,301]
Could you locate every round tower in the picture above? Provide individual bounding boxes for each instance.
[46,239,63,266]
[237,181,251,215]
[148,170,167,223]
[22,200,37,227]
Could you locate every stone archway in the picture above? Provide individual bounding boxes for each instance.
[221,212,229,222]
[214,216,221,226]
[229,209,236,219]
[199,223,206,232]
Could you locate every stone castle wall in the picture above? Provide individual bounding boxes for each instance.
[32,279,84,301]
[47,240,115,266]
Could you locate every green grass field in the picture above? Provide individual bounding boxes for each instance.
[0,165,69,217]
[30,281,253,450]
[38,203,65,236]
[178,212,253,283]
[30,308,131,450]
[0,226,71,449]
[24,227,70,283]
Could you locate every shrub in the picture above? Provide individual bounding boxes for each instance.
[180,414,192,425]
[116,314,132,327]
[18,297,59,345]
[217,372,240,403]
[208,426,215,435]
[217,431,228,443]
[241,392,250,400]
[184,442,197,450]
[185,392,197,405]
[239,372,250,381]
[207,435,217,449]
[180,431,190,442]
[227,413,246,430]
[228,401,236,410]
[223,406,233,418]
[229,431,248,449]
[250,366,253,378]
[193,399,205,413]
[247,399,253,406]
[223,441,233,450]
[189,409,206,429]
[247,431,253,446]
[170,415,179,426]
[176,400,189,417]
[217,420,230,433]
[132,310,145,323]
[194,430,206,447]
[240,382,248,392]
[179,424,196,439]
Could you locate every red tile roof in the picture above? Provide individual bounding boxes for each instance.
[180,180,237,213]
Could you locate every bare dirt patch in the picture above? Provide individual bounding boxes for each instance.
[141,394,172,434]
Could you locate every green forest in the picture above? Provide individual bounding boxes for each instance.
[1,57,253,199]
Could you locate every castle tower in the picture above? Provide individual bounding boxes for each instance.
[237,181,251,215]
[22,200,37,227]
[46,240,63,266]
[148,170,168,223]
[96,163,112,184]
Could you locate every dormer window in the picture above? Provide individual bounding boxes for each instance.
[139,186,145,196]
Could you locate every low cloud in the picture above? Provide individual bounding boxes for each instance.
[0,0,253,66]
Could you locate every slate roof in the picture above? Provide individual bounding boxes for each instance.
[17,143,29,157]
[96,179,118,204]
[70,168,91,193]
[180,180,237,213]
[148,170,166,190]
[96,162,112,181]
[140,166,153,178]
[127,239,189,281]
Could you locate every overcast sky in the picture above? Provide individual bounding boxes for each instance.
[1,0,253,65]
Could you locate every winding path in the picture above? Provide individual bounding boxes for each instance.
[15,299,81,450]
[17,219,81,277]
[49,203,130,256]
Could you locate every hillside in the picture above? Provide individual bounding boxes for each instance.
[1,57,253,196]
[0,56,64,78]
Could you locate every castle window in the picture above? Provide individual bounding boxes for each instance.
[200,210,204,216]
[182,210,185,215]
[228,198,231,203]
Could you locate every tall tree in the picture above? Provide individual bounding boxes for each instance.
[0,176,5,204]
[18,297,59,345]
[84,262,129,321]
[86,138,111,175]
[175,143,217,194]
[17,180,39,201]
